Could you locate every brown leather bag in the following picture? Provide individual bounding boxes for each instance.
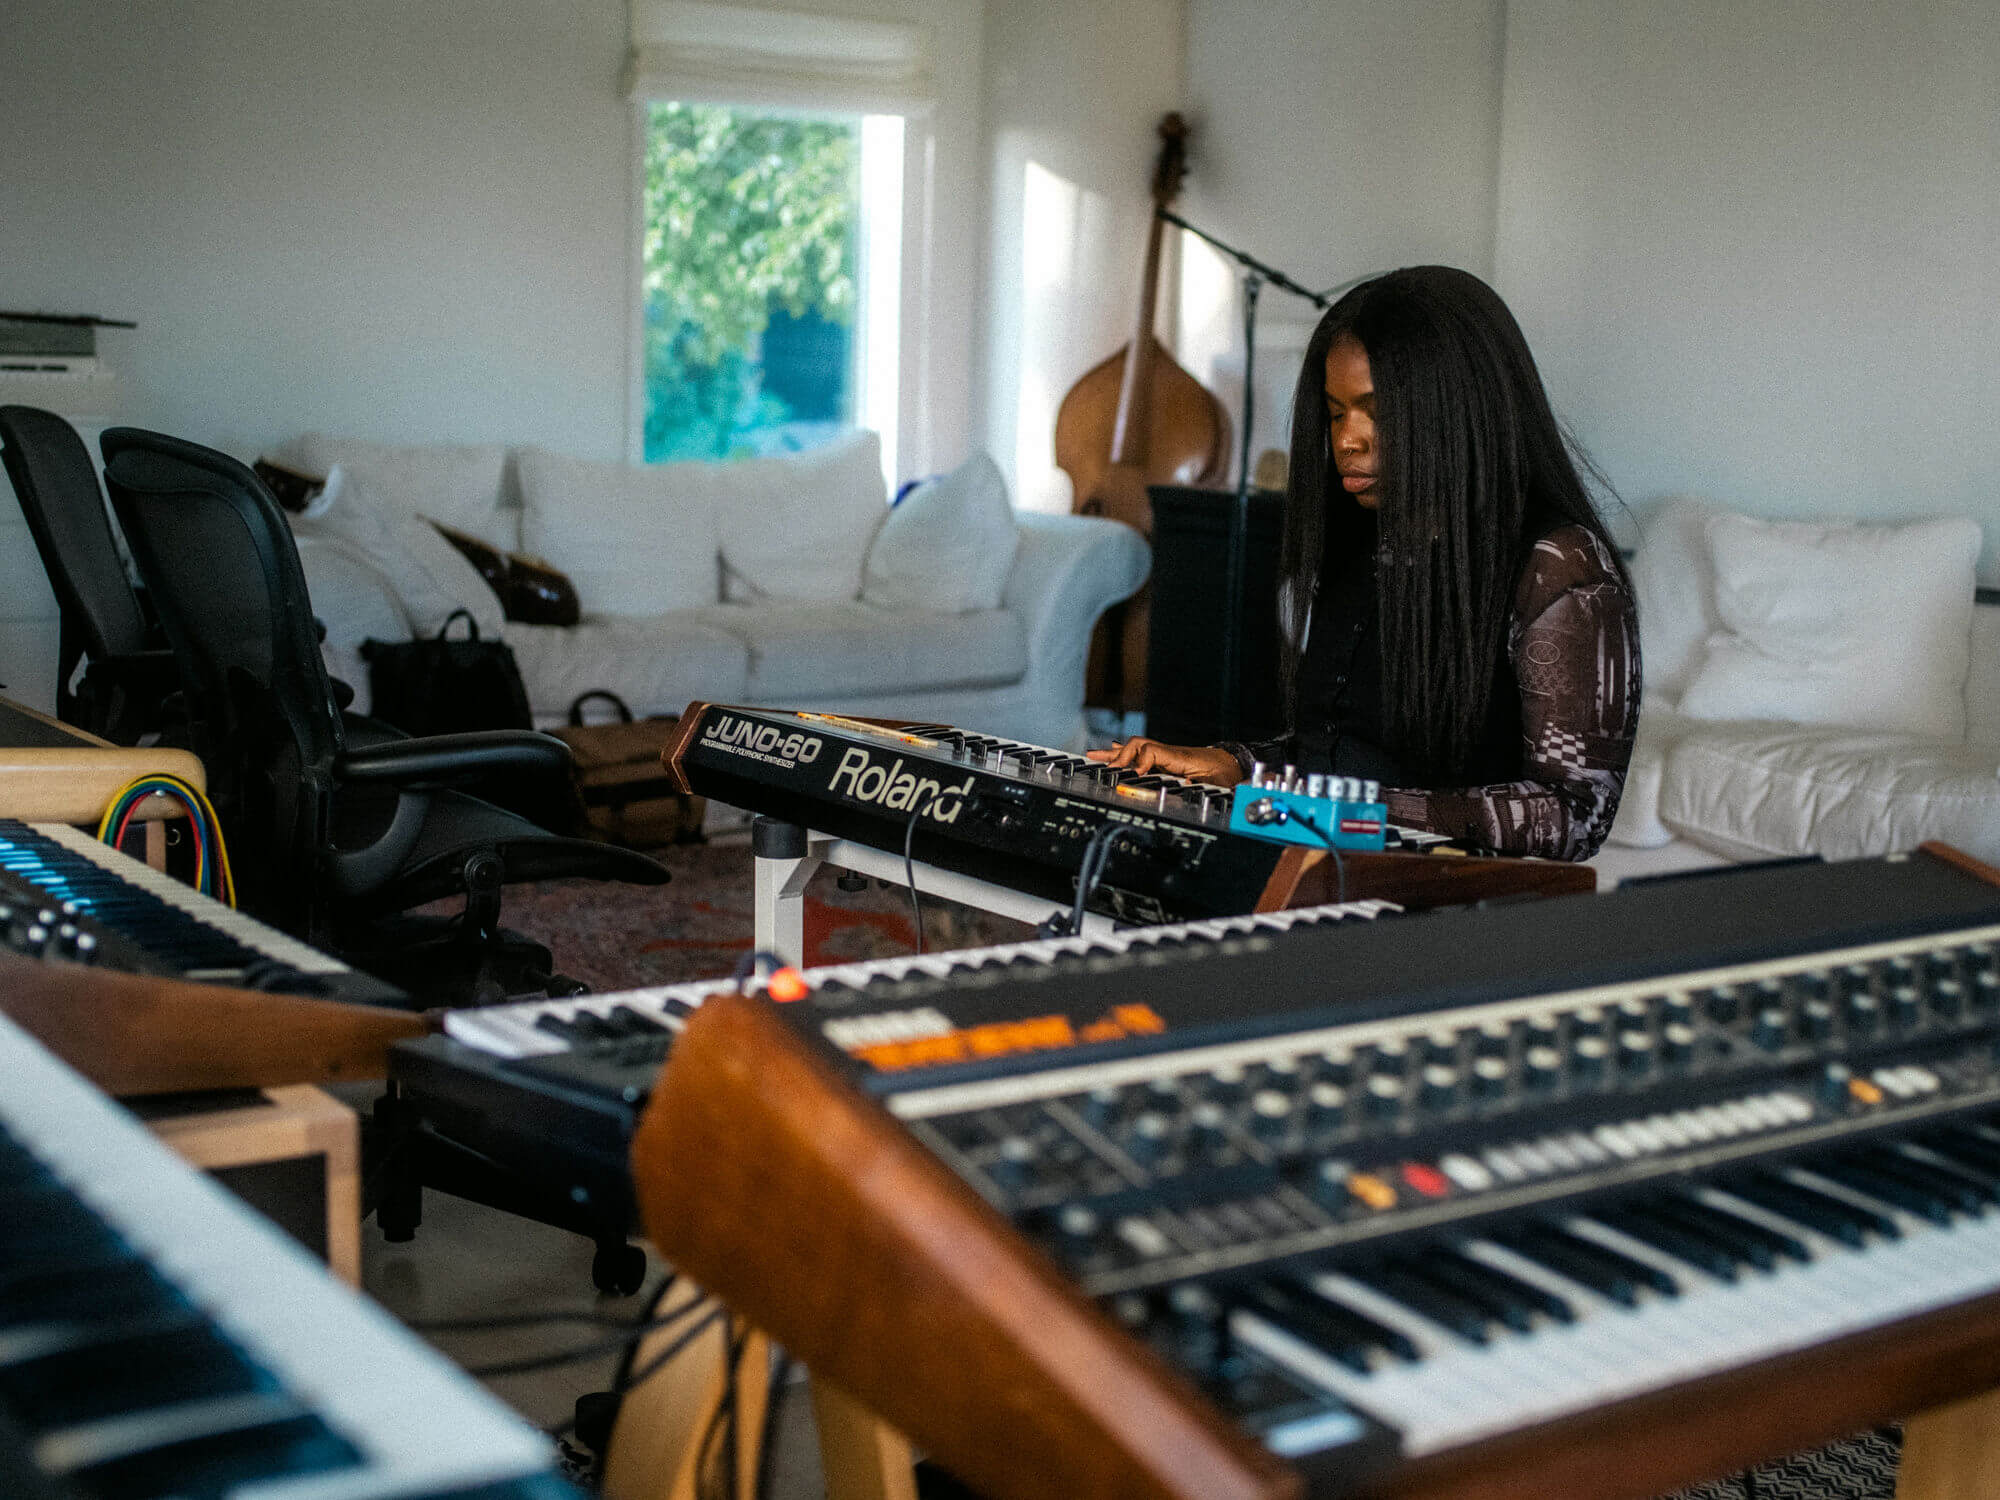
[550,692,704,848]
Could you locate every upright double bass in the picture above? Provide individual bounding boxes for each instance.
[1056,113,1231,712]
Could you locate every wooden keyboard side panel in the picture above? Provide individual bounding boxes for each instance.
[629,991,1299,1500]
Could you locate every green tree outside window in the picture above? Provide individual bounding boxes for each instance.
[642,102,860,461]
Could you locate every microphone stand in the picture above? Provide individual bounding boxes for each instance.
[1155,208,1333,739]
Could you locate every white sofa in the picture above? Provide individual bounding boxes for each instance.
[1592,499,2000,886]
[277,432,1150,751]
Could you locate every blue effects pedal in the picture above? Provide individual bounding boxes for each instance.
[1228,771,1389,851]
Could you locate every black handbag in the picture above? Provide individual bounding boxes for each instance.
[360,609,534,736]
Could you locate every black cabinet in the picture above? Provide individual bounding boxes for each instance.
[1143,486,1286,746]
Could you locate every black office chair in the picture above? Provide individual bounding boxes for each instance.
[0,405,181,741]
[98,425,670,1005]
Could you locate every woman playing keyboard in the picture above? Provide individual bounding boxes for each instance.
[1088,265,1639,861]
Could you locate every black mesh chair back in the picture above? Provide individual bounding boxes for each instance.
[100,427,344,921]
[0,406,155,727]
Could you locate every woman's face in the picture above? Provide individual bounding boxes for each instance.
[1323,333,1379,510]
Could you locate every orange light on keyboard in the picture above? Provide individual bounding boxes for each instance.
[1347,1172,1397,1211]
[1848,1077,1884,1106]
[766,968,810,1003]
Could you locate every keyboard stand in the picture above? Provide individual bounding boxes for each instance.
[751,816,1115,966]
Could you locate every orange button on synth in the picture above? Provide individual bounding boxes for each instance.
[1847,1077,1884,1107]
[1347,1172,1398,1212]
[766,967,810,1003]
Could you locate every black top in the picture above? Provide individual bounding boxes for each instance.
[1289,512,1402,782]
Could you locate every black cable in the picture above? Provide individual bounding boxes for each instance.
[1070,823,1131,936]
[411,1308,668,1333]
[1291,811,1349,907]
[611,1273,682,1394]
[461,1289,707,1380]
[695,1321,749,1500]
[730,948,787,987]
[902,803,926,955]
[620,1303,728,1394]
[754,1352,796,1500]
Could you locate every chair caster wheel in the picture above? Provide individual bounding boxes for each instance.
[592,1241,647,1296]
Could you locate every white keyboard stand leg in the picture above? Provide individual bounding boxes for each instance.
[748,814,1118,965]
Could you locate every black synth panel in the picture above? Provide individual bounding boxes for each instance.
[679,709,1287,924]
[782,852,2000,1096]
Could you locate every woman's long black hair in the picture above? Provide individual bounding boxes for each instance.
[1280,264,1625,781]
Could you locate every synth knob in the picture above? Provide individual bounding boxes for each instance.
[1252,1055,1305,1095]
[1248,1088,1295,1142]
[1313,1049,1354,1087]
[1524,1044,1563,1090]
[18,922,51,957]
[1056,1204,1101,1245]
[1662,994,1696,1027]
[1661,1022,1697,1066]
[1800,998,1835,1040]
[1188,1102,1229,1153]
[1305,1082,1348,1132]
[987,1135,1040,1189]
[1795,969,1832,999]
[69,931,99,965]
[1475,1021,1511,1058]
[1818,1062,1854,1110]
[1076,1085,1123,1130]
[1206,1064,1248,1105]
[1889,982,1922,1029]
[1123,1111,1173,1165]
[1470,1055,1509,1099]
[1570,1007,1606,1039]
[1752,1007,1790,1051]
[1369,1038,1410,1075]
[1571,1035,1610,1083]
[1617,1031,1656,1075]
[1422,1031,1460,1065]
[1704,985,1741,1023]
[1846,989,1883,1034]
[1419,1064,1460,1110]
[1365,1074,1406,1119]
[1932,977,1966,1020]
[1753,977,1787,1008]
[1525,1018,1562,1051]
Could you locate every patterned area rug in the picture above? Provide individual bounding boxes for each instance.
[495,839,1903,1500]
[494,833,1032,992]
[1660,1428,1899,1499]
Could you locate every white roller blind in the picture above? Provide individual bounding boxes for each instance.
[626,1,935,115]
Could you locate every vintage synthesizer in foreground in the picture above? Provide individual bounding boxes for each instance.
[0,819,404,1005]
[626,847,2000,1500]
[0,1009,576,1500]
[657,704,1572,925]
[389,900,1404,1232]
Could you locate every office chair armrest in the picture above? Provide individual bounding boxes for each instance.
[336,730,575,790]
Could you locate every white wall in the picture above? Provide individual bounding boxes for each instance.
[0,0,984,477]
[1,0,636,463]
[1177,0,1508,469]
[977,0,1188,513]
[1494,1,2000,576]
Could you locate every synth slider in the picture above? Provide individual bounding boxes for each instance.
[626,848,2000,1500]
[663,704,1443,924]
[0,820,403,1005]
[0,1008,577,1500]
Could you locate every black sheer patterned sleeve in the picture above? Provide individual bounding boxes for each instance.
[1383,525,1641,861]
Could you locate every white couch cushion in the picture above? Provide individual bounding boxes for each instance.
[1679,512,1980,741]
[293,466,505,638]
[501,616,749,720]
[718,432,887,604]
[1604,699,1695,849]
[1630,496,1723,701]
[691,602,1028,700]
[292,434,517,552]
[1967,600,2000,749]
[1658,723,2000,864]
[861,453,1019,614]
[517,447,720,617]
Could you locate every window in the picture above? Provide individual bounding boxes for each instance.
[639,103,903,468]
[623,2,932,478]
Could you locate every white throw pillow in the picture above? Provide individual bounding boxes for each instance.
[1629,496,1723,701]
[1678,512,1980,741]
[860,453,1020,614]
[293,433,516,552]
[296,465,506,638]
[718,431,888,603]
[518,447,721,617]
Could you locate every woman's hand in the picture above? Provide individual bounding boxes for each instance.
[1084,738,1243,786]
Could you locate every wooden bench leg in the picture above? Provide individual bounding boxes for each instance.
[1898,1389,2000,1499]
[811,1378,918,1500]
[604,1281,770,1500]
